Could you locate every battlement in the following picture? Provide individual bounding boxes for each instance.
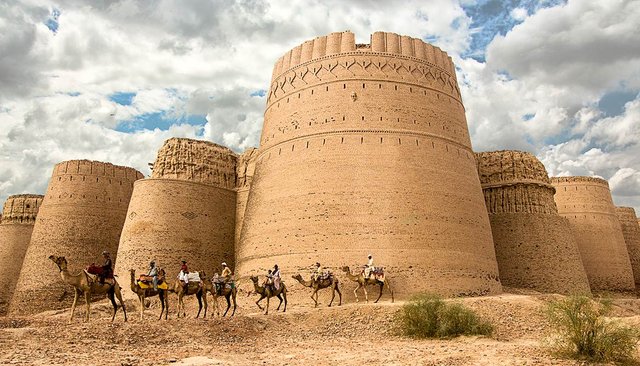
[476,150,553,188]
[551,176,609,188]
[151,138,238,190]
[53,160,143,181]
[272,31,455,80]
[1,194,44,224]
[616,207,638,223]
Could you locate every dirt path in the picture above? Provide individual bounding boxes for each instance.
[1,294,638,365]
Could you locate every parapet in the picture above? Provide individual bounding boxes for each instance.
[551,176,609,187]
[1,194,44,224]
[476,151,557,214]
[272,31,456,81]
[151,138,238,190]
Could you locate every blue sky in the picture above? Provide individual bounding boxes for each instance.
[1,0,639,212]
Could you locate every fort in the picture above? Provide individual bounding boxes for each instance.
[475,151,590,294]
[9,160,143,314]
[114,138,238,298]
[616,206,640,291]
[551,176,635,293]
[0,194,43,314]
[237,31,502,298]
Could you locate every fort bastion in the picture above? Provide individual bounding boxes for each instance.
[9,160,142,314]
[114,138,237,295]
[235,147,258,246]
[0,194,43,314]
[475,151,590,294]
[237,31,502,298]
[551,177,635,293]
[616,206,640,291]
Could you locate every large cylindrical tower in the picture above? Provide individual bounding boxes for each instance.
[615,206,640,291]
[237,31,502,298]
[551,177,635,293]
[0,194,43,314]
[476,151,590,294]
[9,160,142,314]
[114,138,237,296]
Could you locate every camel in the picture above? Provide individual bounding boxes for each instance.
[249,275,287,315]
[169,270,207,318]
[48,255,127,323]
[292,273,342,307]
[340,266,394,303]
[202,275,238,317]
[129,269,169,320]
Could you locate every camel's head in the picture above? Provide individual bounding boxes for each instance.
[48,255,67,271]
[129,269,135,275]
[340,266,350,273]
[249,275,259,283]
[199,270,207,280]
[292,274,302,281]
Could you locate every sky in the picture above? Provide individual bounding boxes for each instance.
[1,0,639,213]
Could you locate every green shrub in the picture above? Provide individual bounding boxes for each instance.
[398,293,493,339]
[546,295,640,364]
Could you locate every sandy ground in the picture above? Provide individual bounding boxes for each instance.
[1,290,640,366]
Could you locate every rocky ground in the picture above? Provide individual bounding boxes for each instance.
[1,290,640,366]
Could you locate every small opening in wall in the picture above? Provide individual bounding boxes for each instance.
[343,84,346,89]
[341,137,344,144]
[397,118,400,122]
[306,141,309,148]
[323,139,326,145]
[298,93,301,98]
[361,116,365,121]
[361,137,364,144]
[432,141,435,148]
[287,98,289,103]
[410,87,412,92]
[70,176,73,181]
[342,116,345,121]
[311,89,314,95]
[279,148,281,155]
[398,138,401,145]
[82,176,85,181]
[413,119,416,124]
[380,137,383,144]
[26,204,30,208]
[362,83,365,88]
[326,86,328,91]
[394,85,398,91]
[416,139,419,146]
[292,144,295,151]
[96,178,99,182]
[379,84,382,89]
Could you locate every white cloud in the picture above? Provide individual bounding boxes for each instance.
[510,7,528,21]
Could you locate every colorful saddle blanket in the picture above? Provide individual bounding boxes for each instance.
[136,280,168,290]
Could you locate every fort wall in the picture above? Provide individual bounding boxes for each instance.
[9,160,142,314]
[0,194,43,314]
[239,31,501,299]
[235,148,258,246]
[551,177,635,293]
[114,138,237,298]
[476,151,590,294]
[616,206,640,291]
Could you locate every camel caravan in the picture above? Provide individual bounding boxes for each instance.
[48,252,393,322]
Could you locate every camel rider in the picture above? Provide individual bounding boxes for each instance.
[364,254,373,279]
[179,260,189,292]
[272,264,281,290]
[148,261,158,291]
[221,262,232,280]
[312,262,322,281]
[101,251,113,284]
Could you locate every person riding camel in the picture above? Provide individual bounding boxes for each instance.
[364,254,373,279]
[221,262,232,280]
[179,260,189,292]
[148,261,158,291]
[100,251,113,284]
[272,264,281,290]
[312,262,323,281]
[214,262,233,294]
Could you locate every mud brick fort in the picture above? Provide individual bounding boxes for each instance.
[2,31,640,314]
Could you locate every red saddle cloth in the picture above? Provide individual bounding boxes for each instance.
[86,265,104,276]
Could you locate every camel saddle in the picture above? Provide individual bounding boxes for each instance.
[363,267,385,281]
[137,280,168,290]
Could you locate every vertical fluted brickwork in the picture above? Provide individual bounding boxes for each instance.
[9,161,142,314]
[115,138,237,297]
[476,151,590,294]
[0,194,43,314]
[238,31,502,299]
[616,207,640,291]
[235,148,258,246]
[552,177,635,293]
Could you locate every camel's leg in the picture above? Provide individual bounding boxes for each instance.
[139,294,145,320]
[265,295,270,315]
[256,295,265,310]
[282,291,287,313]
[158,292,164,321]
[223,294,231,317]
[328,283,336,307]
[196,293,203,318]
[385,280,394,303]
[275,294,283,311]
[164,291,169,320]
[84,292,91,322]
[202,290,208,318]
[336,282,342,306]
[108,290,117,322]
[229,290,237,317]
[311,289,318,307]
[374,282,383,303]
[69,288,80,324]
[362,284,369,303]
[353,284,361,303]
